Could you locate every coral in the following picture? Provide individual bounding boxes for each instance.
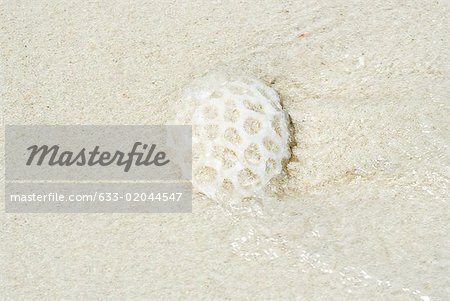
[174,72,292,200]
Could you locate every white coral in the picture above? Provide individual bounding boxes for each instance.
[174,72,291,200]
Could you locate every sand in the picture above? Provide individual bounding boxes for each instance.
[1,0,449,300]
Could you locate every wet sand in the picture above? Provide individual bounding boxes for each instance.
[1,1,449,300]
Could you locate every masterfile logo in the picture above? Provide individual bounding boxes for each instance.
[6,125,191,181]
[26,142,170,172]
[5,125,192,213]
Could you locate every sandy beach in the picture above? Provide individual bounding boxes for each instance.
[1,0,449,300]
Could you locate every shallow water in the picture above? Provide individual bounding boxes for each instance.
[1,0,449,299]
[198,171,448,300]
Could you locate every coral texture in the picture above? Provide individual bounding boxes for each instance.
[175,73,291,200]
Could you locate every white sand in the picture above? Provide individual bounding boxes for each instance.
[1,1,449,300]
